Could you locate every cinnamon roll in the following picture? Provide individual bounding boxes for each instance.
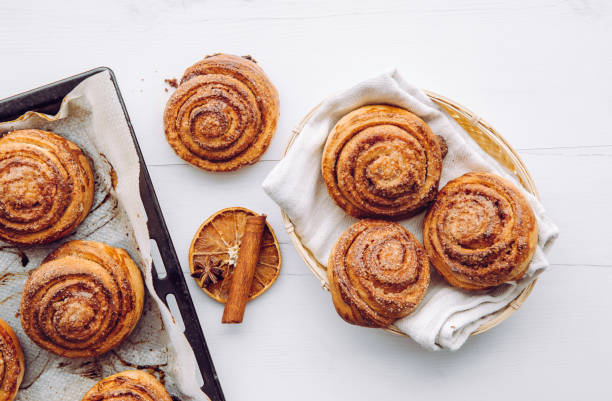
[423,172,538,290]
[0,318,24,401]
[322,105,445,219]
[20,240,145,358]
[0,129,94,245]
[81,370,172,401]
[327,220,430,328]
[164,53,280,171]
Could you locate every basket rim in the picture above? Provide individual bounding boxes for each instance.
[279,90,540,339]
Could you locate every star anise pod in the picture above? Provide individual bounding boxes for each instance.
[191,257,225,287]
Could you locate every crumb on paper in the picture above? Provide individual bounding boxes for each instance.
[164,78,178,89]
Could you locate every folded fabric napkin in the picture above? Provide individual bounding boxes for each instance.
[262,69,559,351]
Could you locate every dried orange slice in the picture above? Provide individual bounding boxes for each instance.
[188,207,281,303]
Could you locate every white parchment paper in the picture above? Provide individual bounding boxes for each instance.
[0,70,209,401]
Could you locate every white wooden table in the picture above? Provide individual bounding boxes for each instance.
[2,1,611,399]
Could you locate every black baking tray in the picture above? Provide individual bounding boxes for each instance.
[0,67,225,401]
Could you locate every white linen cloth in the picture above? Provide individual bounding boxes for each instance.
[262,69,559,351]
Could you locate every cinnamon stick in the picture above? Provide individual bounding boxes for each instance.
[222,214,266,323]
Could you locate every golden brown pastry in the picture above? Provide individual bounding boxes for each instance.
[0,129,94,245]
[423,172,538,290]
[322,105,445,219]
[20,240,144,358]
[327,219,430,327]
[81,370,172,401]
[0,318,24,401]
[164,54,280,171]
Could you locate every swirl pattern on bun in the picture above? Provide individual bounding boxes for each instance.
[423,172,538,290]
[0,318,25,401]
[0,129,94,245]
[322,105,445,219]
[81,370,172,401]
[327,219,430,328]
[164,54,279,171]
[20,240,144,358]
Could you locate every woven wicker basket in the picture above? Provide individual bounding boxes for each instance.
[280,90,540,337]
